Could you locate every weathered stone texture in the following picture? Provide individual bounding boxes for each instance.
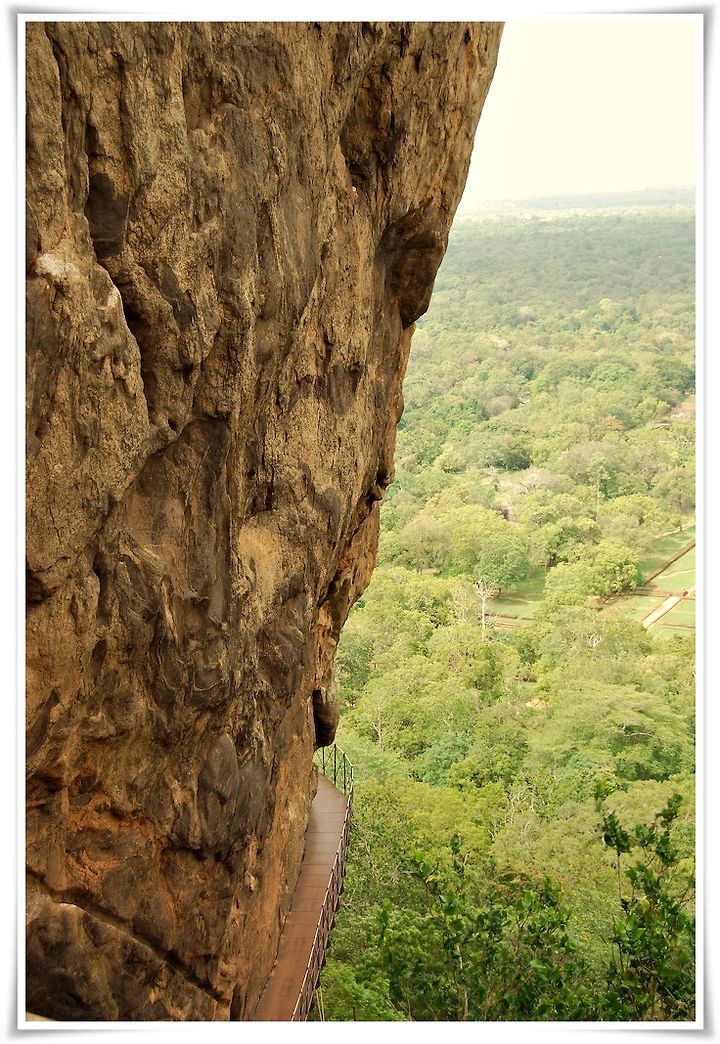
[25,20,502,1020]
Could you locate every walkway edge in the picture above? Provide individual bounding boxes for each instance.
[252,764,352,1022]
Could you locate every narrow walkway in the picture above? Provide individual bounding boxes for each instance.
[642,585,695,630]
[252,774,350,1021]
[642,593,684,629]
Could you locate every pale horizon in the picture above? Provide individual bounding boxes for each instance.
[457,18,698,214]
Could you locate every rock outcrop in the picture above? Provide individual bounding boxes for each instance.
[25,21,502,1020]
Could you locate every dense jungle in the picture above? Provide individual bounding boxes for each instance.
[315,195,696,1022]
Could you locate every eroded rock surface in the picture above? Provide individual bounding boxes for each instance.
[25,20,502,1020]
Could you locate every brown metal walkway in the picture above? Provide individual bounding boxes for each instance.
[252,772,351,1021]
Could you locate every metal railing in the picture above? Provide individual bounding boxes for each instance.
[290,744,353,1021]
[315,743,354,798]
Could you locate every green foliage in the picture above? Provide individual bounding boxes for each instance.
[515,487,599,566]
[543,541,641,600]
[414,731,472,785]
[595,786,695,1020]
[318,205,695,1023]
[653,464,696,530]
[385,503,531,585]
[314,964,401,1022]
[321,788,695,1022]
[522,678,692,788]
[586,541,642,593]
[446,703,528,789]
[378,840,591,1020]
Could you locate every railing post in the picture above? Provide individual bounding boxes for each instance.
[343,754,346,794]
[333,745,337,786]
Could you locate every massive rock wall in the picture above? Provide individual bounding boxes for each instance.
[25,21,502,1020]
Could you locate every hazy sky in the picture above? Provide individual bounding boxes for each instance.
[457,18,698,210]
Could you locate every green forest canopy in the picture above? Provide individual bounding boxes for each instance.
[315,200,696,1023]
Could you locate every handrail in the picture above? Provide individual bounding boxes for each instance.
[290,744,354,1021]
[315,743,354,798]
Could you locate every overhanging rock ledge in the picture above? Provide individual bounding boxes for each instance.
[25,20,502,1020]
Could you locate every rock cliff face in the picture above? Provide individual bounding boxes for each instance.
[25,21,502,1020]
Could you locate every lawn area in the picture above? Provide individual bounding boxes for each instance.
[647,621,695,638]
[641,593,694,637]
[490,570,546,620]
[660,600,695,626]
[492,602,537,621]
[652,547,696,594]
[611,536,696,636]
[638,526,695,580]
[503,571,546,599]
[620,594,666,622]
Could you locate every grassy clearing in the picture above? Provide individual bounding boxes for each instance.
[492,600,540,621]
[612,534,695,636]
[652,547,696,593]
[502,570,546,599]
[490,569,546,620]
[660,601,695,626]
[621,595,665,621]
[648,621,694,638]
[638,527,695,580]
